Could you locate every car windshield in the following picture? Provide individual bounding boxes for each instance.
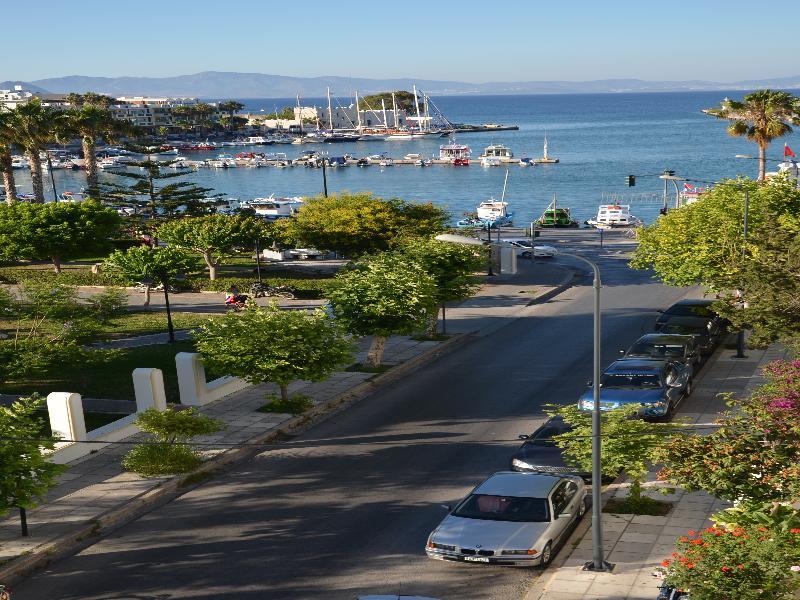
[662,324,706,337]
[629,343,686,358]
[600,373,662,388]
[665,304,713,317]
[528,422,572,446]
[453,494,550,522]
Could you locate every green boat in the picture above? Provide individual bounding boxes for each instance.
[536,195,579,228]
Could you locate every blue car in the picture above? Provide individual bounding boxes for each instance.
[577,359,691,419]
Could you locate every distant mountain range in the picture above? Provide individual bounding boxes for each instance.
[3,72,800,99]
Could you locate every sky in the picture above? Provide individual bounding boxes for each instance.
[5,1,799,83]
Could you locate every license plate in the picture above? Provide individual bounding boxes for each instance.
[463,556,489,563]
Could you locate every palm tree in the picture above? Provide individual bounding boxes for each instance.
[705,90,800,180]
[63,105,131,196]
[0,112,17,205]
[9,98,63,203]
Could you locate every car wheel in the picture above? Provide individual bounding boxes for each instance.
[578,499,587,518]
[684,380,693,398]
[540,542,553,567]
[521,251,532,259]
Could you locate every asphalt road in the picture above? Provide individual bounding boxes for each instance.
[15,239,693,600]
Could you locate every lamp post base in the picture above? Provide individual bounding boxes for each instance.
[582,560,615,573]
[733,329,747,359]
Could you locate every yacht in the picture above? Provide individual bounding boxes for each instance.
[358,132,388,141]
[479,144,514,162]
[586,204,642,228]
[243,196,304,219]
[439,140,471,164]
[11,156,29,169]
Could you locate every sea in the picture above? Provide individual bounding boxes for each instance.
[16,90,800,226]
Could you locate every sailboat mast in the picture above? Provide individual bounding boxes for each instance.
[543,136,549,159]
[501,169,509,203]
[391,92,398,129]
[327,87,333,130]
[413,84,421,131]
[382,99,388,129]
[355,91,361,130]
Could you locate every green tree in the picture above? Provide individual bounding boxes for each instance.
[0,111,17,205]
[194,303,355,403]
[63,105,134,196]
[397,237,484,335]
[0,395,66,536]
[631,177,800,346]
[122,407,222,476]
[327,253,437,367]
[264,106,295,120]
[104,246,194,341]
[546,403,685,509]
[280,192,449,256]
[219,115,248,131]
[360,91,422,115]
[7,98,65,202]
[0,200,121,273]
[104,153,222,219]
[66,92,117,108]
[705,90,800,180]
[157,214,270,280]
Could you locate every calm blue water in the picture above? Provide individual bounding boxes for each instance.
[20,91,799,225]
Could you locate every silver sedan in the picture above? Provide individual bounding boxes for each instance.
[425,472,586,567]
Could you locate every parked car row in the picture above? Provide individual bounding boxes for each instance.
[424,299,726,573]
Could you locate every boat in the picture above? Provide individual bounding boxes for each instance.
[518,157,535,167]
[358,133,388,141]
[586,204,642,228]
[439,140,471,165]
[378,158,394,167]
[404,153,424,161]
[480,156,503,167]
[479,144,514,162]
[456,169,514,228]
[270,134,294,144]
[245,136,272,145]
[182,143,217,151]
[243,196,304,219]
[11,156,29,169]
[535,195,579,228]
[59,191,89,202]
[98,157,127,171]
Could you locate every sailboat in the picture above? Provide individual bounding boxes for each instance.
[456,169,514,228]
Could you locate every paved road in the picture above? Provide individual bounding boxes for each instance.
[15,237,694,600]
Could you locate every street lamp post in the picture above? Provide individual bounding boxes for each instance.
[659,171,683,209]
[734,186,750,358]
[561,252,612,573]
[485,220,494,276]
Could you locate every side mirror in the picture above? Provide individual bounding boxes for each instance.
[440,504,452,511]
[518,434,530,440]
[618,349,625,355]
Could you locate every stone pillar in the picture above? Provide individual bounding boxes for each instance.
[46,392,87,443]
[132,368,167,412]
[176,352,205,406]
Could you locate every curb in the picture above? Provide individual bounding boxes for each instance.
[0,333,472,585]
[526,266,581,307]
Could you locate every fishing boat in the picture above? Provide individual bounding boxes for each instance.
[536,195,579,228]
[586,204,642,228]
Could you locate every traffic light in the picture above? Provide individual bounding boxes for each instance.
[627,175,635,187]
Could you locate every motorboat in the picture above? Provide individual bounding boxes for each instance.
[404,153,424,161]
[98,157,127,171]
[586,204,642,228]
[457,169,514,228]
[535,195,579,228]
[480,156,503,167]
[378,158,394,167]
[439,140,471,164]
[243,196,304,219]
[270,134,294,144]
[59,191,89,202]
[11,156,29,169]
[479,144,514,162]
[245,136,272,145]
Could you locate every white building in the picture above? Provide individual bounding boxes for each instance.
[0,86,70,111]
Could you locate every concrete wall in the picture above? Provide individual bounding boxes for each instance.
[46,368,168,464]
[176,352,251,407]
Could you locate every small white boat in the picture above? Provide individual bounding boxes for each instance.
[404,153,424,160]
[480,156,503,167]
[243,196,304,219]
[378,158,394,167]
[98,157,127,171]
[11,156,29,169]
[479,144,514,162]
[439,140,471,164]
[59,191,89,202]
[586,204,642,228]
[476,199,513,224]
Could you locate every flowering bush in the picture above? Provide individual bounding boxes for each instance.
[663,525,800,600]
[658,359,800,505]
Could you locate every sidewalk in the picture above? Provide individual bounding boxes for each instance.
[526,342,791,600]
[0,259,573,582]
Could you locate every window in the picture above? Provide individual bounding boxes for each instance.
[453,494,550,522]
[552,482,578,516]
[601,373,661,388]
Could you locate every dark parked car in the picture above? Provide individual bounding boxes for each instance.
[621,334,702,374]
[577,358,691,419]
[655,299,728,332]
[658,318,725,356]
[510,417,590,481]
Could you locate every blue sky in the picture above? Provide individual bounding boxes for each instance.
[6,1,799,82]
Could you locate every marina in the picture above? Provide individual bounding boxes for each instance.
[7,91,799,227]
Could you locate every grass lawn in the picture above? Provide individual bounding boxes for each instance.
[0,341,197,403]
[92,311,220,340]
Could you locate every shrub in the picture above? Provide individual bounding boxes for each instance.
[663,525,800,600]
[257,393,313,415]
[122,407,223,476]
[85,287,128,323]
